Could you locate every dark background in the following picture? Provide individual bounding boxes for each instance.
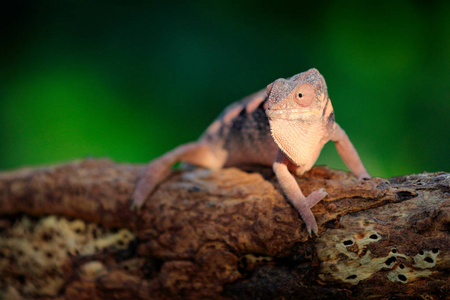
[1,0,449,178]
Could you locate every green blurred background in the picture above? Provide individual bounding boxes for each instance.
[1,0,449,178]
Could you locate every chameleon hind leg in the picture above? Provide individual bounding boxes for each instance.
[132,142,222,208]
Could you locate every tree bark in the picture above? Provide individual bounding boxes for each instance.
[0,159,448,299]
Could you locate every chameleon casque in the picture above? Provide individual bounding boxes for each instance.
[133,68,370,236]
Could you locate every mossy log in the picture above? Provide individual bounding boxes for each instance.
[0,159,448,299]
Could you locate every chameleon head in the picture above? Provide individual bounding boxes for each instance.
[265,68,328,122]
[265,68,333,167]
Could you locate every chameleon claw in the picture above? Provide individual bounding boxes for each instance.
[306,221,319,237]
[306,223,319,237]
[313,227,319,237]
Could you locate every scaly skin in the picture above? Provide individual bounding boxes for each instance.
[133,68,370,236]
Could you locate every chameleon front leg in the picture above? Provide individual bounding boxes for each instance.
[331,123,370,180]
[132,142,220,208]
[273,150,328,236]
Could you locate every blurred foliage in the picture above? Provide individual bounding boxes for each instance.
[1,0,449,178]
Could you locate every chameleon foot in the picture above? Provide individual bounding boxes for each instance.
[298,207,319,237]
[295,189,328,236]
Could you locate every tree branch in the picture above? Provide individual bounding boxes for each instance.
[0,159,448,299]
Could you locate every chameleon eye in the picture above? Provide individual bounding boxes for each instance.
[294,83,315,107]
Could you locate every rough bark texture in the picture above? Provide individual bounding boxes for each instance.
[0,159,448,299]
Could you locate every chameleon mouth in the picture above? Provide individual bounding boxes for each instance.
[266,108,319,121]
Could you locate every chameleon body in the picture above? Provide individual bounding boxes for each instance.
[133,68,370,236]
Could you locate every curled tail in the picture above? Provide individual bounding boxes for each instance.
[132,142,221,208]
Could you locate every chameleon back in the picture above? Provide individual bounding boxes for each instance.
[199,89,278,167]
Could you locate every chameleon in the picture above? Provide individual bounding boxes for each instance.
[132,68,370,236]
